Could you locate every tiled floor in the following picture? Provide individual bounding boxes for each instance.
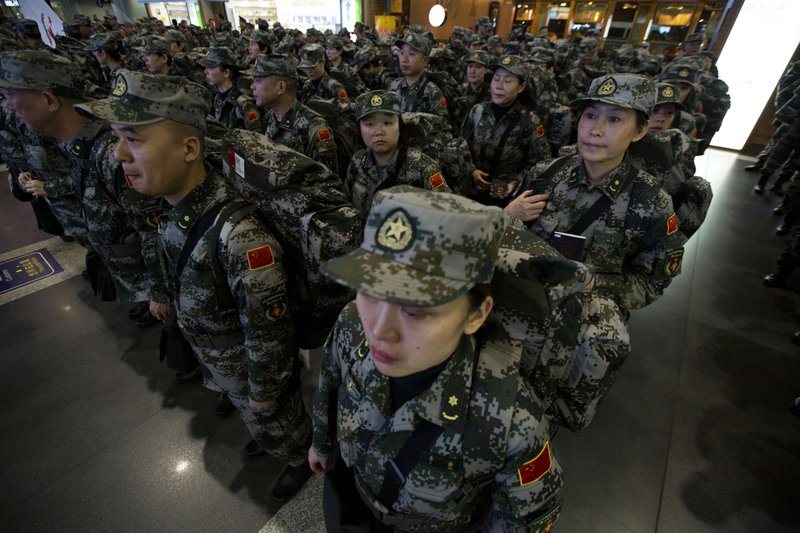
[1,149,799,533]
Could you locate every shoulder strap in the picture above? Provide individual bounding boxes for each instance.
[412,77,430,112]
[174,201,230,298]
[205,200,257,310]
[566,163,638,236]
[488,110,518,177]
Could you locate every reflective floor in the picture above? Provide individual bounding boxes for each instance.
[1,149,798,533]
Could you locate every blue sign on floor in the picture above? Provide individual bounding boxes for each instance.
[0,248,64,295]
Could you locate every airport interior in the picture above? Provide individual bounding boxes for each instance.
[1,0,799,532]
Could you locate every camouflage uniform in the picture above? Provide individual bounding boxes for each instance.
[298,43,351,103]
[313,187,564,532]
[389,33,449,120]
[345,91,450,215]
[263,99,339,173]
[196,47,258,130]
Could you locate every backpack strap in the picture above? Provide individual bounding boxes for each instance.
[411,76,430,113]
[174,201,231,298]
[566,162,638,236]
[205,200,258,310]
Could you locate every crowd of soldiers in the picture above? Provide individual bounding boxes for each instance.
[0,10,731,530]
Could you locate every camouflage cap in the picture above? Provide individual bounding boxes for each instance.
[165,29,186,44]
[89,32,121,52]
[14,19,39,38]
[487,35,502,48]
[243,53,298,79]
[141,36,170,55]
[529,47,555,66]
[306,27,322,37]
[491,54,529,81]
[660,63,698,85]
[465,50,491,66]
[355,90,401,120]
[322,185,506,307]
[395,32,431,56]
[353,48,376,71]
[326,35,344,49]
[74,70,210,131]
[685,31,705,44]
[0,50,84,100]
[655,82,682,107]
[477,16,492,27]
[337,27,351,38]
[502,41,522,55]
[571,73,656,116]
[246,29,272,47]
[196,46,240,68]
[468,36,486,47]
[298,43,325,67]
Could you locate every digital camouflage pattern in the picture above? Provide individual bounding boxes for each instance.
[461,100,551,204]
[571,73,657,116]
[313,304,564,531]
[263,98,339,172]
[0,50,85,100]
[389,73,449,121]
[345,146,450,215]
[159,169,310,463]
[299,73,350,103]
[354,89,401,120]
[519,156,686,316]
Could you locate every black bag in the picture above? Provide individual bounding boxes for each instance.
[84,249,117,301]
[158,315,200,374]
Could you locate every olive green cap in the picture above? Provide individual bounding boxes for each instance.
[571,73,656,117]
[0,50,84,100]
[355,90,401,120]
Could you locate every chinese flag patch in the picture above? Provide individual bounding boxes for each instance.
[318,128,331,141]
[439,96,447,108]
[536,125,545,138]
[338,89,348,99]
[246,111,258,122]
[667,212,679,235]
[124,174,133,188]
[518,441,552,486]
[227,148,236,168]
[246,245,275,271]
[428,172,444,190]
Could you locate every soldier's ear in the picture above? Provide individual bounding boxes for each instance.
[41,91,62,113]
[464,295,494,335]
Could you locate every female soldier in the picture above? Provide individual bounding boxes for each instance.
[89,33,126,90]
[345,90,450,216]
[505,73,686,317]
[309,186,564,532]
[461,55,550,208]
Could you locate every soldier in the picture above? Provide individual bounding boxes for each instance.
[309,186,564,531]
[164,29,195,80]
[244,29,272,68]
[325,35,367,96]
[197,46,258,130]
[0,50,168,325]
[506,73,686,317]
[297,43,350,103]
[461,55,550,208]
[140,36,173,75]
[345,90,449,215]
[454,49,491,125]
[77,69,314,500]
[247,54,339,172]
[89,32,127,89]
[389,33,449,121]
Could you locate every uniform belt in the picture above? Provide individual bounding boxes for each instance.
[353,471,439,531]
[92,242,141,258]
[177,321,244,351]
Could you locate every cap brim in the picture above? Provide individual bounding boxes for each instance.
[74,99,166,126]
[570,96,651,117]
[297,60,316,68]
[322,249,471,307]
[196,58,216,67]
[0,79,31,90]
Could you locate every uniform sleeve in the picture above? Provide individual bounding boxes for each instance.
[460,104,479,178]
[418,153,450,193]
[522,110,552,167]
[312,302,357,458]
[100,143,170,303]
[307,117,340,175]
[594,189,686,312]
[425,83,449,120]
[484,385,564,532]
[221,213,298,402]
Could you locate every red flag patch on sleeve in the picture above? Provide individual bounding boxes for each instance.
[667,212,679,235]
[318,128,331,141]
[536,125,545,138]
[246,245,275,271]
[518,441,552,486]
[338,89,348,99]
[439,96,447,108]
[428,172,444,190]
[246,111,258,122]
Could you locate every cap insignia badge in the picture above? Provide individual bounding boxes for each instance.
[596,77,616,96]
[112,75,127,96]
[679,69,689,78]
[377,209,414,252]
[501,56,511,65]
[662,86,674,98]
[405,34,414,42]
[371,95,383,107]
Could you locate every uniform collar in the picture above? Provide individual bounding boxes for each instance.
[571,155,632,199]
[166,167,228,233]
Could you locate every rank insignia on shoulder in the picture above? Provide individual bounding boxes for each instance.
[338,89,348,99]
[246,244,275,270]
[439,96,446,108]
[666,212,679,235]
[536,125,545,138]
[265,293,288,321]
[355,338,369,359]
[664,249,683,278]
[318,128,331,141]
[518,441,552,486]
[428,172,444,190]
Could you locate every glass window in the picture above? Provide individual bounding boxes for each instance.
[606,1,640,41]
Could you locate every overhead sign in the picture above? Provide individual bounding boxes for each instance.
[20,0,64,49]
[0,249,64,295]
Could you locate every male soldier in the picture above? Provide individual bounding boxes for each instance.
[244,29,272,68]
[248,54,339,172]
[0,50,168,325]
[389,33,449,120]
[197,46,261,130]
[164,29,195,80]
[77,69,314,500]
[297,43,351,103]
[14,19,47,49]
[475,15,493,38]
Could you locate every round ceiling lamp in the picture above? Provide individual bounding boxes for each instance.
[429,5,446,28]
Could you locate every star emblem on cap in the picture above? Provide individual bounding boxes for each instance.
[371,95,383,106]
[662,86,674,98]
[501,56,511,65]
[406,34,413,42]
[112,75,127,96]
[376,209,414,252]
[679,69,689,77]
[596,77,617,96]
